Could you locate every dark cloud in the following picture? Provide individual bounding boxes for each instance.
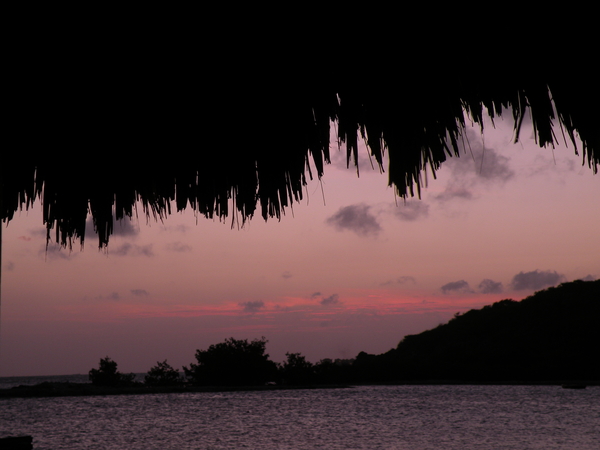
[39,245,75,261]
[321,294,340,306]
[165,242,192,252]
[441,280,474,294]
[435,133,514,202]
[113,219,139,237]
[330,141,378,172]
[474,148,514,182]
[310,292,322,299]
[161,224,190,234]
[326,204,381,237]
[434,186,474,202]
[510,270,566,291]
[111,243,154,257]
[30,228,48,238]
[525,154,582,177]
[240,300,265,313]
[85,217,139,238]
[392,201,429,221]
[282,271,292,280]
[4,261,15,271]
[478,279,503,294]
[131,289,149,297]
[453,131,514,182]
[380,276,417,287]
[89,292,120,301]
[579,274,597,282]
[397,276,417,284]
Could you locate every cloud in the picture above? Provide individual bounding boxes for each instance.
[85,217,139,238]
[381,276,417,286]
[112,219,139,237]
[435,185,474,202]
[320,294,340,306]
[240,300,265,314]
[131,289,149,297]
[165,242,192,252]
[17,236,32,241]
[441,280,474,294]
[30,228,48,238]
[510,270,566,291]
[435,133,514,202]
[330,140,377,172]
[282,271,292,280]
[4,261,15,271]
[162,224,190,234]
[111,243,154,257]
[397,276,416,284]
[452,131,514,182]
[525,153,583,178]
[392,201,429,221]
[310,292,322,299]
[473,148,514,182]
[326,204,381,237]
[478,279,503,294]
[89,292,120,301]
[39,245,75,261]
[579,274,597,282]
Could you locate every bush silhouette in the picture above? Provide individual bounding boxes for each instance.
[89,356,136,387]
[281,352,314,385]
[145,360,182,386]
[184,337,278,386]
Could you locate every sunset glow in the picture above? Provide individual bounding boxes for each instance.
[1,118,598,376]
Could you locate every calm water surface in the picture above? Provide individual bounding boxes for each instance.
[1,385,598,449]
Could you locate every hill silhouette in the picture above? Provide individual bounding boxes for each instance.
[355,280,600,383]
[2,280,597,398]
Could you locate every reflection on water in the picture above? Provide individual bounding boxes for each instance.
[1,385,599,449]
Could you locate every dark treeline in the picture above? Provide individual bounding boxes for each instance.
[357,279,600,383]
[90,280,599,387]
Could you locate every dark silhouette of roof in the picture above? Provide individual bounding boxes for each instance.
[2,44,598,248]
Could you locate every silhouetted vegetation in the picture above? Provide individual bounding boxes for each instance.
[145,360,182,387]
[280,352,314,385]
[355,280,600,382]
[89,357,137,387]
[312,358,355,385]
[183,337,278,386]
[5,280,597,399]
[167,280,600,386]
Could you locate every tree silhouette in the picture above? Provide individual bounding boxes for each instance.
[281,352,314,385]
[183,337,278,386]
[89,356,136,387]
[145,360,182,387]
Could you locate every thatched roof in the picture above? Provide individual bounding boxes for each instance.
[2,60,598,248]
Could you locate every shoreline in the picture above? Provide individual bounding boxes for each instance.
[0,382,352,398]
[1,380,597,399]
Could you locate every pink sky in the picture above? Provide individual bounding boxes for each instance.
[1,117,599,376]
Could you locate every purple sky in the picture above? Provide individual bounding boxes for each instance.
[1,117,599,376]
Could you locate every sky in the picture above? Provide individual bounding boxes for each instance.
[1,116,599,377]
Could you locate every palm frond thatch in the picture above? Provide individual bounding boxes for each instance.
[2,67,598,248]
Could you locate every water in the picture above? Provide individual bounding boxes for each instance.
[1,384,598,449]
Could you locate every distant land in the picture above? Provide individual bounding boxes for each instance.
[1,280,598,397]
[355,279,600,383]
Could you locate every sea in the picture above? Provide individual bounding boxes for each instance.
[1,375,598,450]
